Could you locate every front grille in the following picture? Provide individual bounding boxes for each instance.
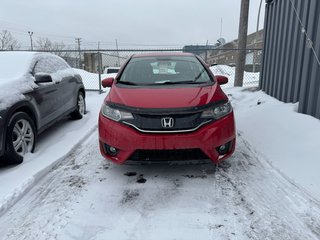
[123,113,211,132]
[129,149,209,162]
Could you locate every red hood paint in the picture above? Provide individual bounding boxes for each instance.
[106,83,228,108]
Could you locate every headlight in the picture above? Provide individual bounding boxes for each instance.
[101,104,133,122]
[201,102,232,119]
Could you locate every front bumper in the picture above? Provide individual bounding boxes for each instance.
[98,112,236,164]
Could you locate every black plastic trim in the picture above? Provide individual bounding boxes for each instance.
[122,119,213,133]
[106,100,227,115]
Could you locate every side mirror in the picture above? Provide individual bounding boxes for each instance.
[215,75,228,85]
[101,77,114,88]
[34,73,53,83]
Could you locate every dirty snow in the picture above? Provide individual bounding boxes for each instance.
[0,91,106,215]
[0,131,319,240]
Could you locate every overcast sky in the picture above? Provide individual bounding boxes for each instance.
[1,0,265,49]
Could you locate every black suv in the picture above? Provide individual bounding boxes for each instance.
[0,52,86,164]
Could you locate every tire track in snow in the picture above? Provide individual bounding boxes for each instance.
[0,131,319,239]
[0,131,104,240]
[216,135,320,240]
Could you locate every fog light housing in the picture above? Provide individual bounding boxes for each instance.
[104,144,119,156]
[216,142,231,155]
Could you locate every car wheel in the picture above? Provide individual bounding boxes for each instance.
[4,112,36,164]
[70,91,86,120]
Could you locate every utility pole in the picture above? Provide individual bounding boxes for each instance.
[75,38,81,68]
[115,39,120,67]
[205,40,209,63]
[98,41,102,94]
[253,0,263,72]
[234,0,250,87]
[28,31,33,51]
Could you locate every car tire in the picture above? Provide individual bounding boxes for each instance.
[70,91,86,120]
[4,112,36,164]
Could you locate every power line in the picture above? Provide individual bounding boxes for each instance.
[0,19,78,40]
[288,0,320,67]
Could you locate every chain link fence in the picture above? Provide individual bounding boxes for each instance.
[202,48,262,89]
[46,48,262,92]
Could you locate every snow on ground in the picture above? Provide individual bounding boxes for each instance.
[0,91,106,215]
[0,131,319,240]
[225,87,320,201]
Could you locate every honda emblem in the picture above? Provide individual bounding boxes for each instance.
[161,117,174,128]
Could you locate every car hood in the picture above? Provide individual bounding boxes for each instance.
[106,83,228,109]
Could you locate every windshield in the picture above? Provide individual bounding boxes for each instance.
[118,56,212,85]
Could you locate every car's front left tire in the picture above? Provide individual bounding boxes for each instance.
[4,112,36,164]
[70,91,86,120]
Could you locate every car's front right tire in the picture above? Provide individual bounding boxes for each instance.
[3,112,36,164]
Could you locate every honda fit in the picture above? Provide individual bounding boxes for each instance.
[98,53,235,164]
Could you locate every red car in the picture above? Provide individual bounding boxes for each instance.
[98,53,235,164]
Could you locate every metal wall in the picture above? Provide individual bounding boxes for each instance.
[260,0,320,119]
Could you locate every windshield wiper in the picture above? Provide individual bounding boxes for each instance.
[194,69,206,81]
[155,80,201,85]
[117,81,138,85]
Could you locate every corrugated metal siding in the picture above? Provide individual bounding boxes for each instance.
[260,0,320,119]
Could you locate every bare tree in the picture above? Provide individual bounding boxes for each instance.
[0,30,21,50]
[35,37,71,58]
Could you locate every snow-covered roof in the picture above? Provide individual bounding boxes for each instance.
[0,52,39,110]
[0,51,36,82]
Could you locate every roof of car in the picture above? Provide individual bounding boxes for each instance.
[131,52,195,58]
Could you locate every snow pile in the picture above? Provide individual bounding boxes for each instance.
[210,65,260,88]
[226,87,320,200]
[73,68,117,90]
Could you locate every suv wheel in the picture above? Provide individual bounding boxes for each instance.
[70,91,86,120]
[4,112,36,164]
